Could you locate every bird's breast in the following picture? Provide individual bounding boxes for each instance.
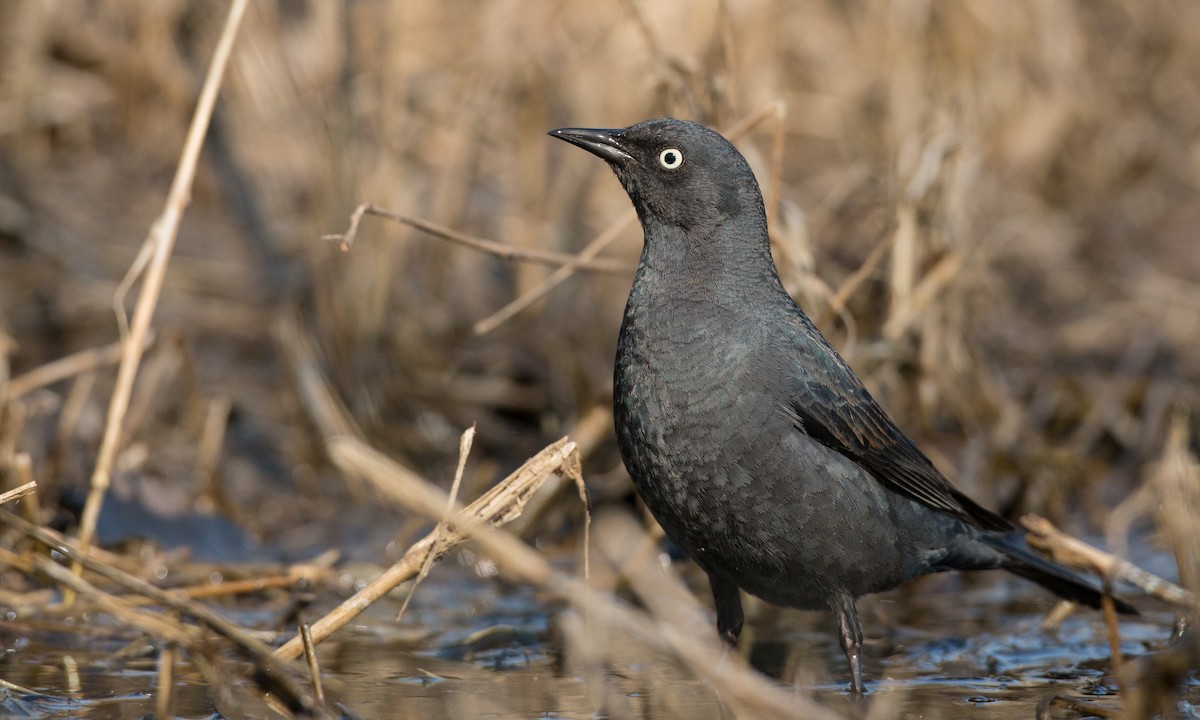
[613,288,781,540]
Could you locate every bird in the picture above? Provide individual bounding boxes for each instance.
[548,118,1135,693]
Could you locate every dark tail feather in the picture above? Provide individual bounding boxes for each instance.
[982,534,1139,615]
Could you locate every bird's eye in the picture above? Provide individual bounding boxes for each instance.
[658,148,683,169]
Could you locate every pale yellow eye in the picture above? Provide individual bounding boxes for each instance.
[658,148,683,169]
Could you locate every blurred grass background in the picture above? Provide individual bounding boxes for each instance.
[0,0,1197,558]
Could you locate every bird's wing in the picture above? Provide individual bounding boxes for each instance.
[783,317,1013,533]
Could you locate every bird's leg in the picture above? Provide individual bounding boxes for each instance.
[709,573,744,646]
[832,594,865,694]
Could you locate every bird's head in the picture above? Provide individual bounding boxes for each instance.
[549,118,766,237]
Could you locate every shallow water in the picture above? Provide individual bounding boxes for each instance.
[3,552,1196,720]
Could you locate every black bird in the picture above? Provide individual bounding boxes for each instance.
[549,118,1135,692]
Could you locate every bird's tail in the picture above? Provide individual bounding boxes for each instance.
[981,533,1138,615]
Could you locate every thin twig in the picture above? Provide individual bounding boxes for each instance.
[395,424,474,622]
[473,209,637,335]
[328,203,632,272]
[74,0,251,591]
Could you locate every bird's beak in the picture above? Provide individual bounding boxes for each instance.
[548,127,634,164]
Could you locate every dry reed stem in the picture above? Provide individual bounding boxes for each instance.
[0,479,36,505]
[74,0,250,590]
[0,545,39,575]
[395,424,474,623]
[62,654,78,694]
[321,436,844,719]
[10,452,40,524]
[509,406,602,567]
[156,637,177,719]
[473,100,787,336]
[273,435,580,660]
[329,203,632,273]
[300,624,325,704]
[0,677,37,696]
[2,336,152,401]
[1022,514,1194,607]
[1101,592,1123,675]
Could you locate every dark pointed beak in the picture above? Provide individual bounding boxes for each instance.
[548,127,634,164]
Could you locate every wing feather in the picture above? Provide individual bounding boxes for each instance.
[785,317,1012,533]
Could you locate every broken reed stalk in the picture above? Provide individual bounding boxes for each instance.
[74,0,250,592]
[394,425,474,623]
[274,434,580,660]
[327,204,632,273]
[0,677,37,696]
[310,436,846,720]
[10,452,40,524]
[0,480,36,505]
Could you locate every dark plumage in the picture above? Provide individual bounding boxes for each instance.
[549,118,1135,692]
